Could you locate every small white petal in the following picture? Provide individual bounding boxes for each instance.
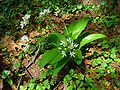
[69,51,75,57]
[21,35,29,42]
[61,51,66,57]
[58,47,62,50]
[74,43,79,48]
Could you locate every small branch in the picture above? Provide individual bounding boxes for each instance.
[25,43,41,70]
[16,76,22,90]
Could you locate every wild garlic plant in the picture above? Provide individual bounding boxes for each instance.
[19,35,29,52]
[20,14,31,29]
[59,38,78,57]
[39,8,51,16]
[38,17,106,76]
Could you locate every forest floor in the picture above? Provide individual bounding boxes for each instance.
[0,1,120,90]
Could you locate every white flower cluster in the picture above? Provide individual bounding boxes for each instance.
[39,8,51,15]
[54,7,61,16]
[20,14,31,29]
[20,35,29,52]
[59,37,79,58]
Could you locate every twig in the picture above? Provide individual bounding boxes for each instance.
[20,43,41,72]
[17,43,41,89]
[25,43,41,70]
[16,76,22,90]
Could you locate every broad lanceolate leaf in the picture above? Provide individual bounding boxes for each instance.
[52,57,70,76]
[79,34,106,49]
[64,17,90,40]
[39,48,62,68]
[48,32,65,44]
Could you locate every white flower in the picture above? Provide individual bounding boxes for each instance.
[74,43,79,48]
[66,38,72,43]
[23,43,29,52]
[20,35,29,42]
[60,40,67,47]
[77,4,83,9]
[20,21,24,29]
[58,47,62,50]
[20,14,30,29]
[68,42,74,49]
[44,8,50,13]
[69,51,75,57]
[61,51,66,57]
[54,7,61,16]
[22,14,30,21]
[39,8,51,15]
[39,12,45,15]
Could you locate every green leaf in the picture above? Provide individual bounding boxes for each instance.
[36,84,44,90]
[75,49,82,64]
[67,85,73,90]
[64,17,90,40]
[110,48,116,59]
[40,69,52,80]
[19,86,27,90]
[43,79,50,89]
[78,73,84,80]
[52,57,70,76]
[114,58,120,63]
[48,32,65,43]
[2,70,10,79]
[14,62,20,68]
[8,79,13,85]
[50,51,63,64]
[39,48,60,68]
[28,83,35,90]
[79,34,106,49]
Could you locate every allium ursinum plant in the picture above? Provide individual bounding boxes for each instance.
[20,14,31,29]
[59,38,78,57]
[38,17,106,76]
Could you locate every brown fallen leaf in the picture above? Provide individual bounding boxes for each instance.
[84,59,92,65]
[7,38,19,52]
[105,73,110,80]
[0,35,20,52]
[29,30,41,38]
[0,79,3,90]
[11,85,17,90]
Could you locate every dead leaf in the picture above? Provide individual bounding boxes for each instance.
[105,73,110,80]
[0,35,20,52]
[84,59,92,65]
[29,30,41,38]
[0,79,3,90]
[7,39,19,52]
[11,85,17,90]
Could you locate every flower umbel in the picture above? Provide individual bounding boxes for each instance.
[20,14,31,29]
[59,37,79,58]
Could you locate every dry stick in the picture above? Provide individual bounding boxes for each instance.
[25,43,41,70]
[17,43,41,90]
[16,76,22,90]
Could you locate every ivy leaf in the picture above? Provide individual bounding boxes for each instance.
[43,79,50,89]
[2,70,10,79]
[67,85,73,90]
[79,34,106,49]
